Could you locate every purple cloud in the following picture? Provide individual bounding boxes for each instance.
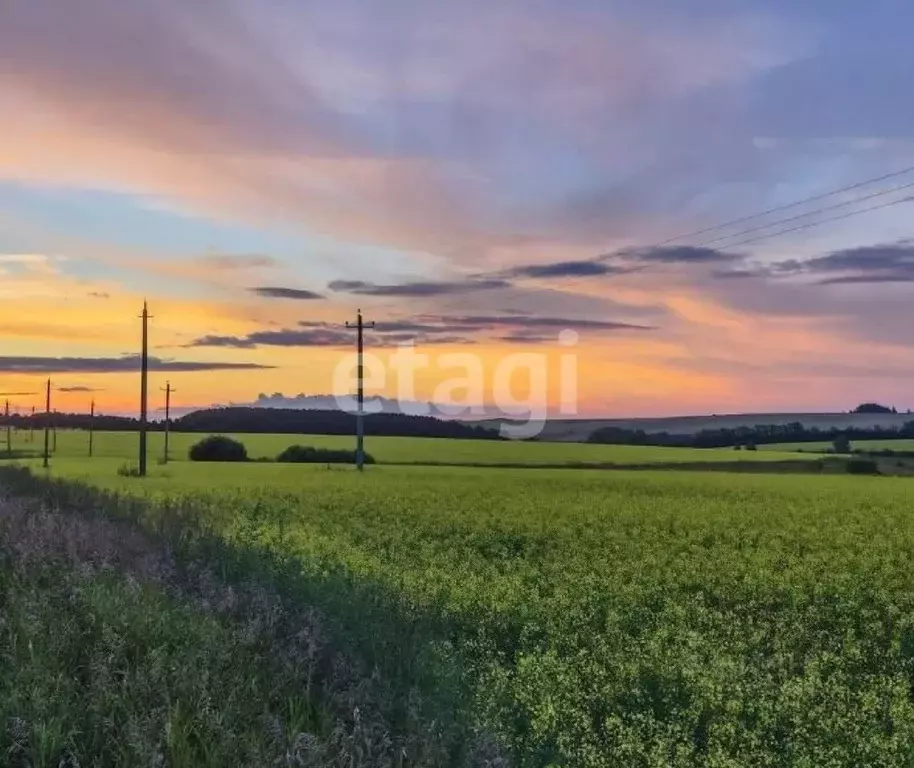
[0,356,272,373]
[249,286,324,300]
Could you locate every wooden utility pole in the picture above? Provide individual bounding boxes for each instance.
[0,393,36,456]
[160,381,174,464]
[88,399,95,458]
[42,379,51,468]
[345,309,374,471]
[139,301,151,476]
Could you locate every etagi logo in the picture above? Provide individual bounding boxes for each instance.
[332,330,580,439]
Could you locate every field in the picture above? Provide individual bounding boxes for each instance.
[3,428,816,468]
[763,439,914,453]
[3,445,914,765]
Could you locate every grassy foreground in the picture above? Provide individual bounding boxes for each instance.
[4,429,814,467]
[5,461,914,765]
[0,483,487,767]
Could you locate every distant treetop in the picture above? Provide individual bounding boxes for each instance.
[852,403,897,414]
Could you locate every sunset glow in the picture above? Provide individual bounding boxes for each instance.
[3,0,914,417]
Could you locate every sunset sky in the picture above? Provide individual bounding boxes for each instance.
[3,0,914,418]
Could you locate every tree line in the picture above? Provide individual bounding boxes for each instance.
[6,407,502,440]
[587,420,914,449]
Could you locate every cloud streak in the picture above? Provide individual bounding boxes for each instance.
[417,313,656,332]
[249,286,324,300]
[489,246,740,287]
[801,243,914,284]
[187,322,473,349]
[710,241,914,285]
[189,328,349,349]
[505,260,628,279]
[328,278,510,297]
[187,310,655,349]
[0,356,273,373]
[201,254,279,271]
[618,246,742,265]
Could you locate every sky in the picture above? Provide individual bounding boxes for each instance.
[2,0,914,418]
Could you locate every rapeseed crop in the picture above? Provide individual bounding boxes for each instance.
[5,463,913,765]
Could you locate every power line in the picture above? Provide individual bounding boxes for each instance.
[701,179,914,248]
[719,194,914,251]
[653,164,914,247]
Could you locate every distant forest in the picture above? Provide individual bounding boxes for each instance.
[11,406,914,447]
[588,420,914,448]
[6,407,502,440]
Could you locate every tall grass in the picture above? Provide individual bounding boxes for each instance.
[0,468,505,767]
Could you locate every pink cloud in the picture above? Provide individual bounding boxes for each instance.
[0,0,794,259]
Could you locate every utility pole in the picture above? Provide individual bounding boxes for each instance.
[30,405,34,443]
[88,399,95,458]
[139,300,151,477]
[160,381,174,464]
[1,393,37,455]
[42,379,51,469]
[345,309,374,470]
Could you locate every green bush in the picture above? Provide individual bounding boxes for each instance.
[276,445,375,464]
[188,435,248,462]
[846,457,879,475]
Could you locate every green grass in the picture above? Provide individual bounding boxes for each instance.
[0,482,475,766]
[3,428,815,467]
[6,460,914,765]
[759,441,835,452]
[0,565,317,765]
[763,438,914,453]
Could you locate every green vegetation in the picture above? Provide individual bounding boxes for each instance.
[852,402,898,414]
[845,457,880,474]
[4,460,914,765]
[0,560,323,765]
[0,489,460,766]
[588,417,914,449]
[276,444,376,464]
[188,434,249,462]
[5,405,502,441]
[5,428,815,468]
[763,438,914,453]
[832,434,852,454]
